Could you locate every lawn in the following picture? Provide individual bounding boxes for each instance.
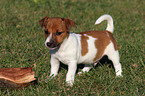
[0,0,145,95]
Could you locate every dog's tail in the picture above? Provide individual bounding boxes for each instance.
[95,14,114,33]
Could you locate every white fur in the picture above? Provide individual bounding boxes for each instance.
[95,14,114,33]
[104,42,122,76]
[46,14,122,86]
[45,33,52,46]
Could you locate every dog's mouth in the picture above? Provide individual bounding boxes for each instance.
[45,42,61,50]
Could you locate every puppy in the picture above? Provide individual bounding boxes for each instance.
[39,14,123,86]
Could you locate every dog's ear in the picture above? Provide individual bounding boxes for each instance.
[39,17,49,28]
[61,18,75,31]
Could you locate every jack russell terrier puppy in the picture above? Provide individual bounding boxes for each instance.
[39,14,123,86]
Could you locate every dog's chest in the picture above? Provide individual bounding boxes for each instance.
[54,51,73,64]
[53,34,80,65]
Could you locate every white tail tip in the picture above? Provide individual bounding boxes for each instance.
[95,14,114,33]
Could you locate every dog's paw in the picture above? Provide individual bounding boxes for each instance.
[116,71,123,78]
[77,71,88,75]
[77,71,83,75]
[66,81,73,87]
[116,74,123,78]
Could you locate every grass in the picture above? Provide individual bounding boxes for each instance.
[0,0,145,95]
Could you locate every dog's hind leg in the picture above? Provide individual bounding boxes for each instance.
[106,43,123,77]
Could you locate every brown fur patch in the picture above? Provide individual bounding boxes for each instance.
[78,30,118,61]
[79,33,89,56]
[106,31,118,50]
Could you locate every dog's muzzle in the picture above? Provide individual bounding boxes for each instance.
[45,41,60,50]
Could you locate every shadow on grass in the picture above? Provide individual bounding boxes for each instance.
[59,55,115,74]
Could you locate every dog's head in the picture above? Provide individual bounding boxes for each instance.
[39,17,75,50]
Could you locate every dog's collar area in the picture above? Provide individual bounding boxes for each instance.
[48,43,63,54]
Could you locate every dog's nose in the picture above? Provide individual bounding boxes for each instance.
[46,42,53,47]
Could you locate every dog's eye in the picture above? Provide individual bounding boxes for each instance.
[56,31,63,36]
[45,30,49,34]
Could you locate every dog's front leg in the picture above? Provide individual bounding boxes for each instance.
[66,61,77,87]
[50,56,60,77]
[46,56,60,81]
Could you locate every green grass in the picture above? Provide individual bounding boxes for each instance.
[0,0,145,95]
